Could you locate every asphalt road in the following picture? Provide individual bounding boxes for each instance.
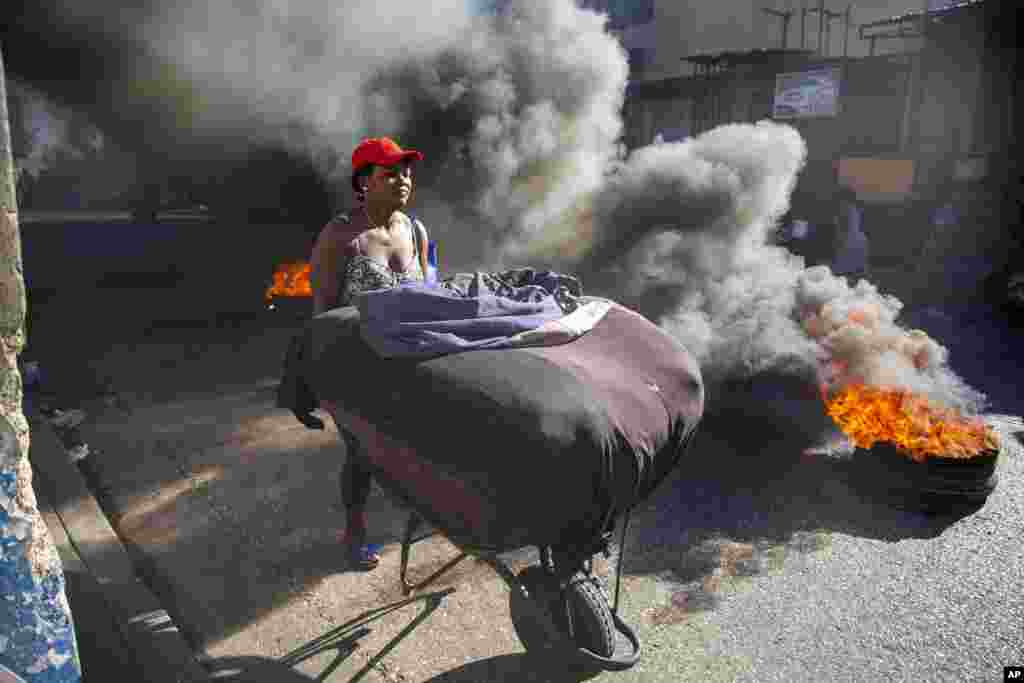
[611,424,1023,683]
[616,301,1024,683]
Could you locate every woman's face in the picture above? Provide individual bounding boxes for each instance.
[365,162,413,208]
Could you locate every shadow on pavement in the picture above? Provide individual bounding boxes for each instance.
[204,652,601,683]
[422,653,601,683]
[204,657,318,681]
[201,587,536,683]
[63,569,152,682]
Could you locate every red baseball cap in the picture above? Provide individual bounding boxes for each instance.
[351,137,424,172]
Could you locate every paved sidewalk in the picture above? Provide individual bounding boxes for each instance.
[29,403,209,682]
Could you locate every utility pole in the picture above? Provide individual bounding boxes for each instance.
[844,4,854,58]
[825,9,832,55]
[824,9,844,57]
[801,6,808,49]
[900,0,931,157]
[0,42,83,682]
[762,7,795,49]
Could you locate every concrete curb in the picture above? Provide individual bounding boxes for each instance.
[28,406,210,683]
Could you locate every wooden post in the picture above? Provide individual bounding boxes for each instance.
[0,42,83,682]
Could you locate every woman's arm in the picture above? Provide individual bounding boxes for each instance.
[311,223,348,315]
[412,217,429,278]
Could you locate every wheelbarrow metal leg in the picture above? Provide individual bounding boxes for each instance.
[399,512,469,594]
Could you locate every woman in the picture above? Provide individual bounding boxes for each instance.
[309,137,428,569]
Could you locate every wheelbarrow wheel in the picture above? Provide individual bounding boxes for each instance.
[510,565,615,663]
[563,571,616,659]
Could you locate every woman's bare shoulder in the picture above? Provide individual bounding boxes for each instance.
[312,215,366,265]
[320,213,369,244]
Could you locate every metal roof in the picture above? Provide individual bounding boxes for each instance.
[682,48,815,67]
[858,0,986,30]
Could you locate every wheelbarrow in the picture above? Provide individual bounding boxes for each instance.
[283,301,705,670]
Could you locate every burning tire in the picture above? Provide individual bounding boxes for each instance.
[825,384,1001,512]
[849,442,999,513]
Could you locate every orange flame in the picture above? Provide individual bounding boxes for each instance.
[825,384,998,461]
[265,261,312,302]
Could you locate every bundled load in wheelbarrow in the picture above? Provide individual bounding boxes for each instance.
[278,278,704,671]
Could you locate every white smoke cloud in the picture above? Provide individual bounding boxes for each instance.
[566,122,811,377]
[561,120,987,417]
[559,120,984,416]
[796,270,987,415]
[355,0,629,267]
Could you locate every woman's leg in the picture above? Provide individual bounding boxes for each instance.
[338,428,380,569]
[339,428,372,529]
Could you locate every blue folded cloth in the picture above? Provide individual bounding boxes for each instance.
[357,281,564,359]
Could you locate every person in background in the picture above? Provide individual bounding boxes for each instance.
[309,137,429,570]
[792,194,836,269]
[929,176,964,230]
[775,191,817,262]
[828,186,870,283]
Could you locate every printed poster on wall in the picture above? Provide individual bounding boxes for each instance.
[773,67,841,119]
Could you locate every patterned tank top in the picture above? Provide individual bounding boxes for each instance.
[336,213,426,307]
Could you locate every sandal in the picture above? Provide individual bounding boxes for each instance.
[344,535,381,571]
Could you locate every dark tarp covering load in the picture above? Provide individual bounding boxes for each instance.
[279,302,704,555]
